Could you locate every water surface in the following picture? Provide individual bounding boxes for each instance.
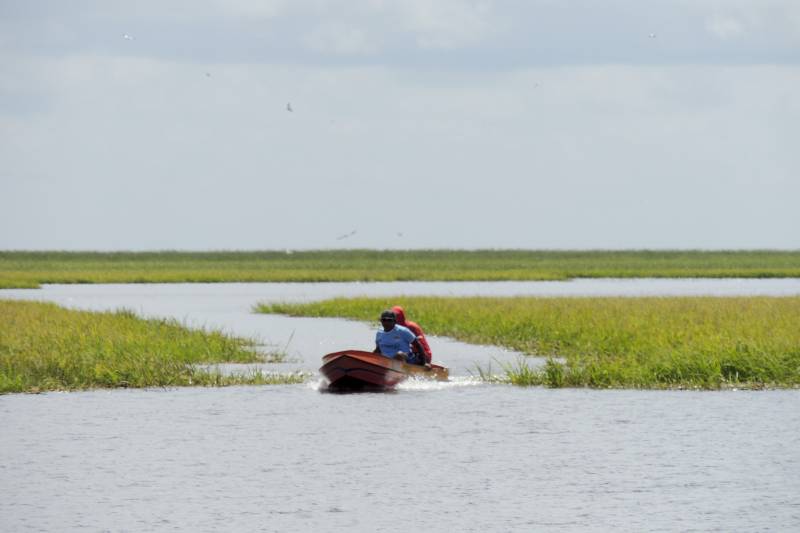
[1,280,799,531]
[2,386,798,532]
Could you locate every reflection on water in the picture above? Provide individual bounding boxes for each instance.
[1,280,799,531]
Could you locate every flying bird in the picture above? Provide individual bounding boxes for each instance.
[286,102,293,112]
[649,33,657,38]
[123,33,135,40]
[336,229,357,240]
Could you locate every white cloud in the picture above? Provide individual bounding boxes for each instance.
[2,52,798,249]
[706,16,745,40]
[303,22,379,55]
[206,0,288,18]
[295,0,501,53]
[394,0,498,49]
[694,0,800,42]
[2,2,800,250]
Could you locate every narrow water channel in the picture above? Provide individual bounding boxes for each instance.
[3,279,800,374]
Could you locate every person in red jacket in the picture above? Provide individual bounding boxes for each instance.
[391,305,432,366]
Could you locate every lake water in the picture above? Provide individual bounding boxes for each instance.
[2,280,799,532]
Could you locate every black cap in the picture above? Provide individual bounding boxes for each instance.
[380,310,396,321]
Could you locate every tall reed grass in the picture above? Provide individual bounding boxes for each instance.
[2,250,799,288]
[258,296,800,389]
[0,300,305,393]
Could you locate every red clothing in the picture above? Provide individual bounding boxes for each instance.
[391,306,432,364]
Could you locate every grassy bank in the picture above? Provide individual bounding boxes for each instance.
[0,300,306,394]
[257,296,800,389]
[2,250,800,288]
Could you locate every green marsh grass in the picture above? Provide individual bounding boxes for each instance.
[2,250,799,288]
[0,300,307,394]
[258,296,800,389]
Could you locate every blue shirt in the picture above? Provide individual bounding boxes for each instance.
[375,325,416,357]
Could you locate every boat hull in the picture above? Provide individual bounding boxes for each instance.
[320,350,448,390]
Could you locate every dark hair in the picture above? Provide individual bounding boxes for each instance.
[380,310,396,321]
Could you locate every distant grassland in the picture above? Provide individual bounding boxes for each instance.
[258,296,800,389]
[1,250,800,288]
[0,300,305,394]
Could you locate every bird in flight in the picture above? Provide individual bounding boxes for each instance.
[649,33,656,38]
[123,33,135,41]
[336,229,357,240]
[286,102,293,112]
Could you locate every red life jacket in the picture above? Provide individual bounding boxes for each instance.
[392,306,432,364]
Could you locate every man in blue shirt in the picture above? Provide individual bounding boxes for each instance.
[374,310,425,363]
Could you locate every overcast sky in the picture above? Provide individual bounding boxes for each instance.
[1,0,798,250]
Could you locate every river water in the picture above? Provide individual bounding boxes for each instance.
[2,280,799,532]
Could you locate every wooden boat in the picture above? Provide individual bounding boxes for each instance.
[320,350,449,391]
